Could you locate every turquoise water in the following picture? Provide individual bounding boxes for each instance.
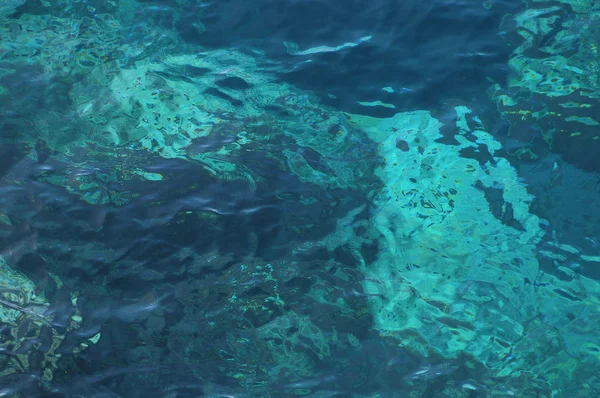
[0,0,599,397]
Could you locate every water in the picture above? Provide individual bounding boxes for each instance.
[194,0,520,115]
[0,0,599,397]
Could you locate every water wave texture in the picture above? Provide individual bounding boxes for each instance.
[0,0,599,397]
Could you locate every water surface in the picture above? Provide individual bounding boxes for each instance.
[0,0,599,397]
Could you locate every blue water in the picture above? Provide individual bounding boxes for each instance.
[0,0,599,397]
[192,0,521,116]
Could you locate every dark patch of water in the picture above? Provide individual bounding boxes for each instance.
[187,0,525,116]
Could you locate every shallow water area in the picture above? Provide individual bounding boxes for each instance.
[0,0,599,397]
